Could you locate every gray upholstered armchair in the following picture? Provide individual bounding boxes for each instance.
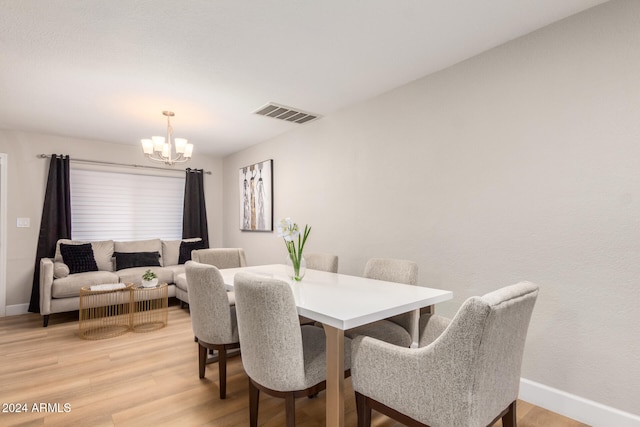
[345,258,418,347]
[176,248,246,308]
[184,261,240,399]
[352,281,539,427]
[233,272,352,427]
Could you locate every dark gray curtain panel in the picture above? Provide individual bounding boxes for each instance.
[29,154,72,313]
[182,168,209,248]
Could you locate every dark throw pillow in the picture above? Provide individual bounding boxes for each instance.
[114,251,161,270]
[60,243,99,274]
[178,239,206,264]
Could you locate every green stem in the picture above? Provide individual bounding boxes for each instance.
[283,225,311,280]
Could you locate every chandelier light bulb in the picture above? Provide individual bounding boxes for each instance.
[184,143,194,158]
[174,138,188,154]
[152,136,165,152]
[141,139,154,155]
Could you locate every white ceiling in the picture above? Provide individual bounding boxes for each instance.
[0,0,610,157]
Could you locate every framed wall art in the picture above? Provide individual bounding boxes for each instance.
[239,159,273,231]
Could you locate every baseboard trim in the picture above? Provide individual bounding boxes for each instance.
[6,303,30,316]
[520,378,640,427]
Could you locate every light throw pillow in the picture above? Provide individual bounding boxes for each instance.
[53,262,70,279]
[60,243,99,274]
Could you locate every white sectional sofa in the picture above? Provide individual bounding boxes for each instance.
[39,237,204,326]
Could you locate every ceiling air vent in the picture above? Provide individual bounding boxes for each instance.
[253,102,321,124]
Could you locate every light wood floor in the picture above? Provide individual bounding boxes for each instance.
[0,301,589,427]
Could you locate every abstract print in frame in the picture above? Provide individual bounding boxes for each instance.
[239,159,273,231]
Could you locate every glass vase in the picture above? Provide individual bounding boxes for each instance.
[286,254,306,281]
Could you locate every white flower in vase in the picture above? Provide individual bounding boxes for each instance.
[276,217,311,281]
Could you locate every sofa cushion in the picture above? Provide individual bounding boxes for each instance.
[163,264,185,278]
[178,240,206,264]
[51,271,120,298]
[55,239,115,272]
[174,272,188,292]
[162,238,202,267]
[117,266,174,286]
[115,239,162,256]
[114,251,161,270]
[60,243,99,274]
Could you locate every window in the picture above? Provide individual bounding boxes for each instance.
[70,167,185,241]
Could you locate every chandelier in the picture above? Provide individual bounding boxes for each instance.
[141,111,193,166]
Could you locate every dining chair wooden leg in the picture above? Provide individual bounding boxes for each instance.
[285,393,296,427]
[198,343,207,379]
[501,401,517,427]
[218,346,228,399]
[355,392,371,427]
[249,379,260,427]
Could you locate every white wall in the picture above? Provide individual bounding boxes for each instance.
[223,0,640,418]
[0,131,223,309]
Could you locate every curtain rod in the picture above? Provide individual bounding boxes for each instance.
[38,154,212,175]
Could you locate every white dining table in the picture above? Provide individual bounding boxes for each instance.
[219,264,453,427]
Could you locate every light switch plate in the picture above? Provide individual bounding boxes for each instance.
[17,217,30,228]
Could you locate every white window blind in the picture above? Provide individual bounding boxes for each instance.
[70,168,185,241]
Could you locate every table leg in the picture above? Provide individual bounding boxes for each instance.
[323,324,344,427]
[410,308,420,349]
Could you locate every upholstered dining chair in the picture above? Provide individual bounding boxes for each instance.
[305,252,339,273]
[185,261,240,399]
[233,271,352,427]
[192,247,247,269]
[352,281,539,427]
[344,258,418,347]
[176,248,246,308]
[299,253,339,325]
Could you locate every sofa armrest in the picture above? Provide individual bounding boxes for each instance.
[39,258,54,315]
